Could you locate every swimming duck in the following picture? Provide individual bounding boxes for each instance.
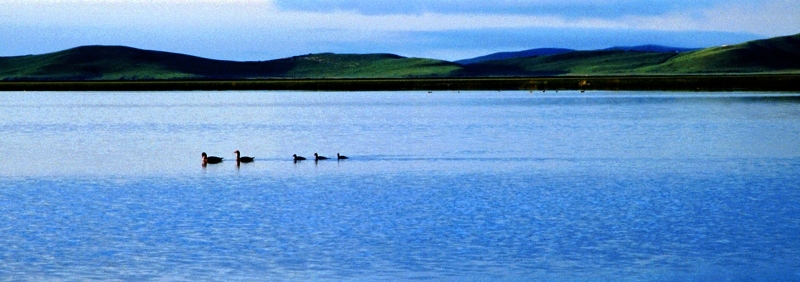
[337,153,348,160]
[234,150,254,163]
[202,152,223,164]
[293,154,307,161]
[314,153,329,161]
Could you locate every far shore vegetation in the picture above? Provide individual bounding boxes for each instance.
[2,75,799,92]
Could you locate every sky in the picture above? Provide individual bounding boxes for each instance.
[1,0,799,61]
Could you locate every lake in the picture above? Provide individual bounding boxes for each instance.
[1,91,799,281]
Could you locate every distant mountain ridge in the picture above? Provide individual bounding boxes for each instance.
[455,45,697,65]
[455,48,575,65]
[601,45,699,53]
[459,34,800,75]
[1,33,799,80]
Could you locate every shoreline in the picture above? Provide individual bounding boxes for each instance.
[1,74,799,92]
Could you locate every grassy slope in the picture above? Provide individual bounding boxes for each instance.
[638,33,800,73]
[466,33,800,75]
[467,51,679,75]
[0,46,203,80]
[2,33,800,79]
[0,47,461,80]
[276,53,462,78]
[0,46,316,80]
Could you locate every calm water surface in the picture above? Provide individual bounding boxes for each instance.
[1,91,799,281]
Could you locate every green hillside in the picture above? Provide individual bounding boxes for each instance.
[0,46,461,80]
[2,33,800,80]
[466,33,800,75]
[466,50,679,75]
[0,46,218,80]
[273,53,461,78]
[639,33,800,73]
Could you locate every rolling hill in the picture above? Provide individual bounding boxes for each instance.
[0,46,265,80]
[601,45,698,53]
[638,33,800,73]
[1,33,799,80]
[454,45,695,65]
[455,48,575,65]
[466,33,800,75]
[463,50,681,76]
[0,46,462,80]
[276,53,462,78]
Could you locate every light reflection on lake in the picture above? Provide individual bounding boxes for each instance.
[1,91,799,281]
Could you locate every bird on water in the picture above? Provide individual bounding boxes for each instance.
[293,154,307,161]
[337,153,348,160]
[314,153,329,161]
[202,152,223,165]
[234,150,254,163]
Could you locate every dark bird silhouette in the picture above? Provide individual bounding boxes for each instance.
[234,150,254,163]
[293,154,307,161]
[202,152,223,165]
[314,153,329,161]
[337,153,348,160]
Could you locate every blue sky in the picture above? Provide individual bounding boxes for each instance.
[1,0,798,61]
